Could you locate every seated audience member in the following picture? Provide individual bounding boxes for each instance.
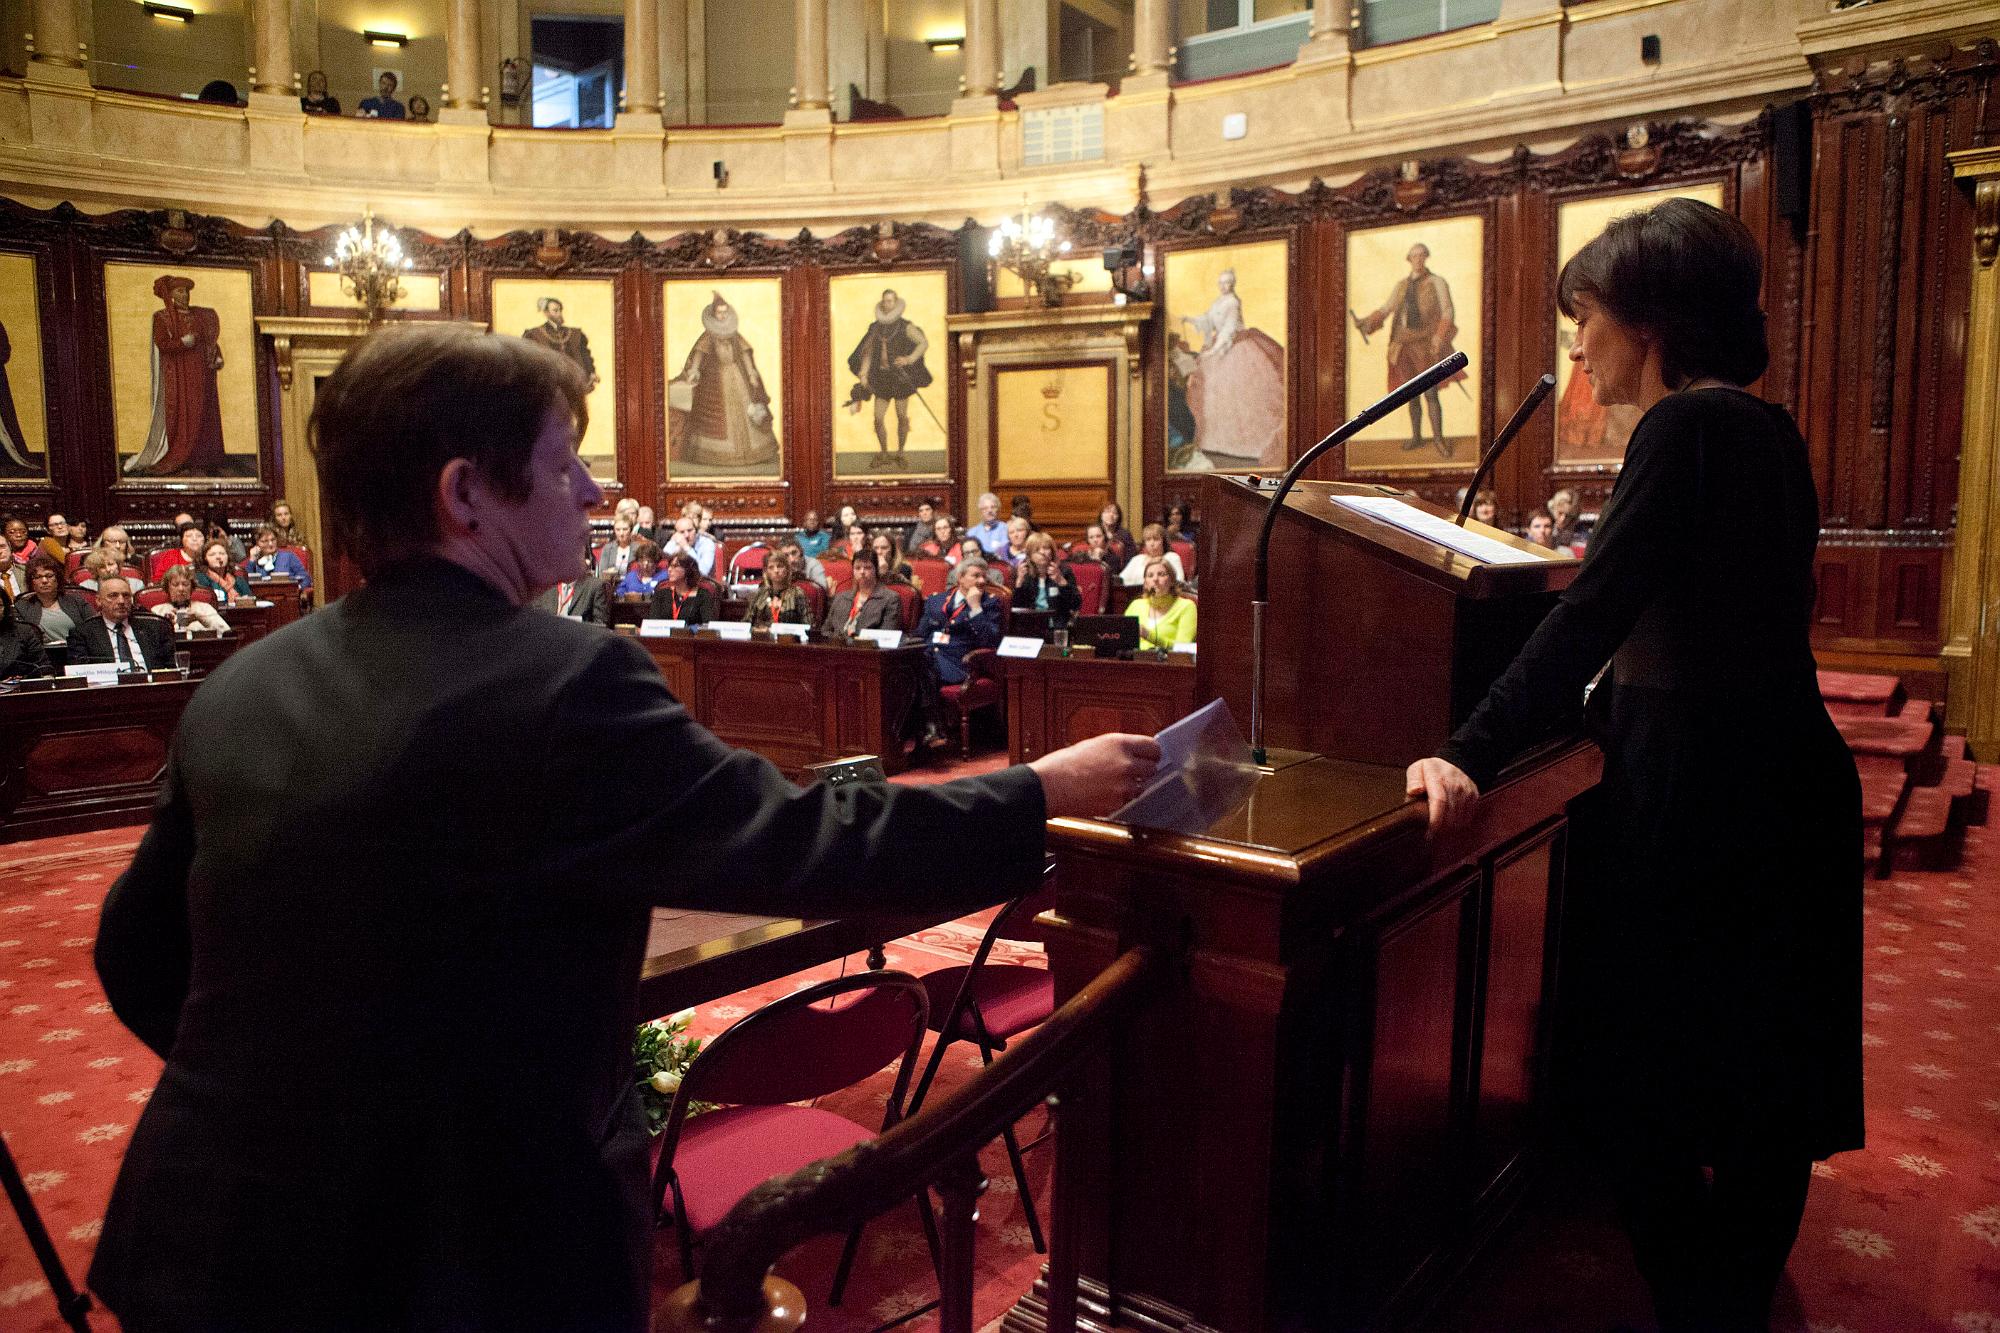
[65,520,91,555]
[3,515,30,562]
[745,552,810,628]
[917,513,958,559]
[1013,533,1081,628]
[824,550,901,640]
[967,492,1008,558]
[300,70,340,116]
[359,70,405,119]
[197,79,240,105]
[268,500,302,551]
[152,565,230,635]
[1547,488,1583,545]
[97,525,139,576]
[778,538,831,593]
[595,518,638,578]
[916,558,1003,686]
[39,512,70,563]
[533,565,612,626]
[1011,495,1037,530]
[1525,508,1557,549]
[150,522,208,583]
[71,576,170,670]
[407,94,432,123]
[206,506,248,562]
[904,500,937,554]
[647,554,714,626]
[687,500,716,535]
[612,496,641,530]
[1000,516,1032,569]
[793,509,830,559]
[1118,523,1186,588]
[0,535,24,600]
[194,540,253,603]
[1099,500,1137,566]
[1163,498,1198,545]
[75,549,118,593]
[246,525,312,588]
[1070,522,1117,573]
[0,592,50,679]
[634,506,658,541]
[869,532,919,592]
[834,504,861,535]
[1470,490,1499,526]
[614,541,666,597]
[17,554,89,642]
[828,522,870,563]
[1125,557,1197,650]
[661,515,717,577]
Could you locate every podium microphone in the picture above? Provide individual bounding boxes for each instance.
[1456,374,1557,526]
[1248,351,1469,765]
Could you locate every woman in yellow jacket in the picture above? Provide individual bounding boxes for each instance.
[1125,556,1196,649]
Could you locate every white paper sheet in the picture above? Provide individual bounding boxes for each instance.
[1329,495,1549,566]
[996,635,1044,660]
[857,629,904,649]
[1110,697,1261,834]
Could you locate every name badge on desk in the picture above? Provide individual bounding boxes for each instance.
[996,635,1043,660]
[768,623,809,641]
[710,621,752,640]
[639,619,681,637]
[64,664,119,688]
[857,629,903,649]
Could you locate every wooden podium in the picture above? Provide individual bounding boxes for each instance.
[1008,479,1600,1332]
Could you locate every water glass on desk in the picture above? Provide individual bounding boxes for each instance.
[1053,628,1070,657]
[173,651,191,679]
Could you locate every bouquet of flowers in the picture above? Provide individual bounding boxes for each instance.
[633,1008,711,1134]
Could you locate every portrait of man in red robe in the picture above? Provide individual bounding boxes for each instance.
[123,273,228,478]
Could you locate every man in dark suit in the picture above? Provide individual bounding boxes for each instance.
[913,557,1003,684]
[530,569,612,625]
[89,328,1157,1332]
[68,575,172,670]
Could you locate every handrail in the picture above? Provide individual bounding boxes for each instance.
[657,944,1163,1332]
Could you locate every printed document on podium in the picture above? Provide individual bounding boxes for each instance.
[1111,698,1261,834]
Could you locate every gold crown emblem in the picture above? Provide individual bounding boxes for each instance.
[1041,382,1062,399]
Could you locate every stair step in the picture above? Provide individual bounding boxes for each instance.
[1838,716,1937,759]
[1818,670,1900,704]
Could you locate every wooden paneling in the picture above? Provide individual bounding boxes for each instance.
[1001,649,1197,763]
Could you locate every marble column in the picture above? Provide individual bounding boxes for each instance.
[249,0,295,96]
[1295,0,1354,67]
[444,0,484,110]
[962,0,997,98]
[1132,0,1170,77]
[28,0,83,69]
[624,0,660,114]
[792,0,828,110]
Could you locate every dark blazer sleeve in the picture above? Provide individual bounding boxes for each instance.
[5,624,49,678]
[94,738,195,1057]
[134,617,173,669]
[914,594,944,638]
[967,598,1004,649]
[579,579,612,627]
[545,633,1048,916]
[821,592,854,636]
[68,619,111,664]
[869,590,901,632]
[1437,398,1696,790]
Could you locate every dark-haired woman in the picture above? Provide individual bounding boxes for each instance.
[1406,198,1858,1333]
[0,589,50,679]
[195,539,253,603]
[647,553,715,626]
[16,554,88,643]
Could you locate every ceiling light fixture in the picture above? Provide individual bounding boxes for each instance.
[142,2,194,20]
[925,35,964,53]
[361,28,408,48]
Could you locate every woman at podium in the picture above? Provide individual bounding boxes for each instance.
[1406,198,1861,1333]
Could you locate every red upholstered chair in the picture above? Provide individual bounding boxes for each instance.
[1170,538,1196,578]
[797,579,827,627]
[907,870,1058,1253]
[1065,559,1108,615]
[725,542,769,586]
[938,585,1010,759]
[651,972,936,1304]
[826,558,854,594]
[64,552,87,579]
[909,556,950,596]
[888,582,919,632]
[74,589,97,611]
[136,588,167,610]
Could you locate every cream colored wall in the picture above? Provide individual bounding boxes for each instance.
[883,0,960,117]
[702,0,787,123]
[313,0,445,111]
[1,0,26,75]
[89,0,248,98]
[1001,0,1054,88]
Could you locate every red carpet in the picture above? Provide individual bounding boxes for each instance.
[0,765,1995,1331]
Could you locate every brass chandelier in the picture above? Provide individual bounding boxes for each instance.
[328,208,411,322]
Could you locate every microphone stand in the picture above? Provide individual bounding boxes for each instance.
[1249,351,1469,766]
[1455,373,1557,526]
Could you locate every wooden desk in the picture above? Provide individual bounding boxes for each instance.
[636,909,938,1020]
[1002,647,1197,763]
[636,632,925,776]
[248,579,303,626]
[0,678,195,841]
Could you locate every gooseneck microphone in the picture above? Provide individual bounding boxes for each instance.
[1455,374,1557,526]
[1248,351,1469,765]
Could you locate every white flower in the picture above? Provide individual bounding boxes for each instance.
[76,1123,126,1145]
[0,1281,49,1309]
[1868,1001,1894,1013]
[66,1219,99,1242]
[36,1091,71,1106]
[0,905,28,914]
[1910,1062,1955,1080]
[1873,973,1906,986]
[649,1069,682,1095]
[1952,1313,2000,1333]
[61,936,89,948]
[52,979,82,989]
[22,1170,65,1193]
[1933,997,1969,1011]
[127,1088,151,1104]
[1982,1099,2000,1116]
[84,1001,110,1015]
[1811,1161,1839,1179]
[1926,1029,1959,1042]
[1878,920,1914,933]
[1943,898,1971,911]
[87,1056,121,1069]
[1894,1153,1947,1178]
[1876,945,1905,955]
[1907,1105,1940,1121]
[1960,1205,2000,1248]
[18,958,52,969]
[9,1004,39,1015]
[0,1058,33,1075]
[1833,1227,1894,1258]
[1860,1032,1886,1047]
[39,886,68,896]
[670,1007,698,1028]
[38,1028,81,1043]
[1936,941,1969,953]
[1939,968,1967,979]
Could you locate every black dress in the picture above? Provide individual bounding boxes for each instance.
[1437,388,1862,1162]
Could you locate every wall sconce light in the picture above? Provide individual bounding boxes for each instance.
[925,35,964,53]
[362,29,408,48]
[142,2,194,20]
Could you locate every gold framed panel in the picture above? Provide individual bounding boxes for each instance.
[1163,236,1290,475]
[0,252,50,480]
[1343,215,1485,473]
[991,360,1115,487]
[829,269,950,480]
[491,277,619,477]
[663,276,786,482]
[106,261,261,483]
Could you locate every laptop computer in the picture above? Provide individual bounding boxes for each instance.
[1073,614,1140,660]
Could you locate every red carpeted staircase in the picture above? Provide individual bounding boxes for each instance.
[1820,671,1986,878]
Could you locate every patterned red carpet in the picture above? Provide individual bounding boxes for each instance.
[0,767,1993,1331]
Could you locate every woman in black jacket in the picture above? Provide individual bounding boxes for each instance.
[0,588,51,679]
[16,553,91,644]
[1406,199,1859,1333]
[1011,533,1081,629]
[647,553,716,626]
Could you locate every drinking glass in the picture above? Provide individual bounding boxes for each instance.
[1053,628,1070,658]
[173,651,191,679]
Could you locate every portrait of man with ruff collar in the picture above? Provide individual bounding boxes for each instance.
[830,269,948,478]
[663,277,785,479]
[491,277,618,476]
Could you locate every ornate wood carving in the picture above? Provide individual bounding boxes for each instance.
[1977,177,1999,267]
[1871,102,1909,432]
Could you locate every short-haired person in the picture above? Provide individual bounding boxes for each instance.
[150,521,208,583]
[87,327,1157,1331]
[745,548,809,627]
[0,534,24,600]
[1118,523,1185,588]
[247,525,312,589]
[97,525,138,575]
[634,505,657,541]
[910,557,1004,748]
[195,540,253,603]
[1405,198,1860,1333]
[65,519,90,554]
[1071,522,1116,574]
[205,506,248,563]
[824,549,900,640]
[153,564,231,634]
[614,540,666,596]
[70,575,169,670]
[778,537,831,593]
[917,513,958,559]
[661,515,717,577]
[647,553,714,626]
[595,516,638,578]
[76,549,118,593]
[793,509,830,559]
[532,561,612,626]
[999,515,1032,569]
[0,588,50,679]
[3,514,30,558]
[1547,487,1583,545]
[967,491,1007,558]
[17,553,89,643]
[1525,508,1557,549]
[1013,533,1080,628]
[358,69,404,118]
[904,499,936,553]
[612,496,641,530]
[1125,557,1196,649]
